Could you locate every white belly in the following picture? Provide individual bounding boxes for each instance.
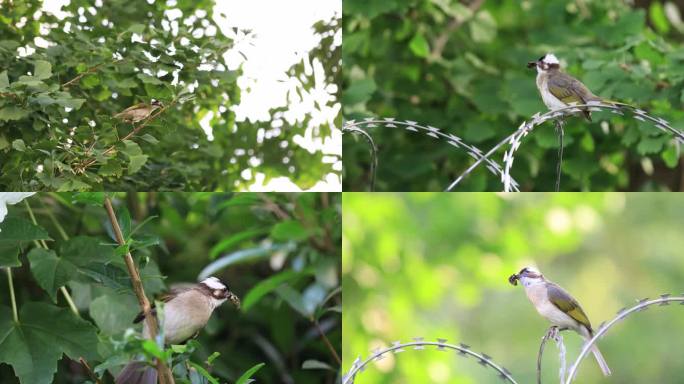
[524,282,579,330]
[537,73,568,111]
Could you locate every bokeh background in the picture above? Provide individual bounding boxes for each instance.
[343,192,684,383]
[343,0,684,191]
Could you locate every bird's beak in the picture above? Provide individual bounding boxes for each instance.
[508,273,519,286]
[526,60,538,69]
[225,290,241,309]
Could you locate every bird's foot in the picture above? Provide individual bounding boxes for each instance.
[546,326,560,341]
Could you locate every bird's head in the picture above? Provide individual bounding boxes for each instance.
[199,276,241,309]
[527,53,560,73]
[508,266,544,286]
[151,100,163,108]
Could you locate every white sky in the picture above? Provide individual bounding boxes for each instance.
[40,0,341,191]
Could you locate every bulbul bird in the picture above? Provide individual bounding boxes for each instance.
[114,100,163,123]
[527,53,603,121]
[115,276,240,384]
[509,267,611,376]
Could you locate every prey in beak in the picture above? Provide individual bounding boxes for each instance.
[526,60,538,69]
[508,273,519,286]
[225,290,241,309]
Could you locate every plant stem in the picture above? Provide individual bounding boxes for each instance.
[103,197,175,384]
[24,200,80,316]
[6,268,19,323]
[313,318,341,366]
[43,200,69,241]
[79,357,103,384]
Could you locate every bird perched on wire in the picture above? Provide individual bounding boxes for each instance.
[509,267,612,376]
[114,100,163,124]
[115,276,241,384]
[527,53,613,122]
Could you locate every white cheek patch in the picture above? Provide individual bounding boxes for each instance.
[202,276,227,290]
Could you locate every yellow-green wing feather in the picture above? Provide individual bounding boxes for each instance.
[546,282,592,331]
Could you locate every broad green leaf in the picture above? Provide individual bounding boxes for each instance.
[209,228,268,259]
[81,74,100,89]
[0,242,20,267]
[342,78,376,105]
[127,23,146,34]
[89,292,139,335]
[60,236,116,265]
[469,11,497,43]
[34,60,52,80]
[241,269,314,311]
[136,73,163,85]
[271,220,309,241]
[408,33,429,58]
[649,2,670,34]
[27,248,78,302]
[0,302,99,384]
[0,106,30,121]
[11,139,25,152]
[55,98,86,110]
[0,217,51,243]
[235,362,265,384]
[99,161,123,177]
[128,154,148,174]
[71,193,105,206]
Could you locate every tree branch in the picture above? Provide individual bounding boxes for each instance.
[313,319,341,366]
[430,0,486,61]
[103,197,175,384]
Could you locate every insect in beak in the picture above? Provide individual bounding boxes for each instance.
[526,61,538,69]
[508,274,519,286]
[225,291,241,309]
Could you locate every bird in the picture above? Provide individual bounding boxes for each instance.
[115,276,240,384]
[113,100,163,124]
[509,267,611,376]
[527,53,603,121]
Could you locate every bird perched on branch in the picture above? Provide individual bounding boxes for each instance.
[527,53,609,122]
[114,100,163,123]
[115,276,241,384]
[509,267,612,376]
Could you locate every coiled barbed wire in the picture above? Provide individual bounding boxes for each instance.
[342,126,378,191]
[343,119,521,191]
[564,293,684,383]
[500,102,684,192]
[342,337,518,384]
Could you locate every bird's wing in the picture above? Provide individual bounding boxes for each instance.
[547,72,599,105]
[546,282,593,331]
[132,288,186,323]
[114,103,145,117]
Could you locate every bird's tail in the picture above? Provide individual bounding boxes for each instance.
[588,341,612,376]
[115,361,158,384]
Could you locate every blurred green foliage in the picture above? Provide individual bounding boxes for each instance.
[343,192,684,383]
[343,0,684,191]
[0,192,341,384]
[0,0,339,191]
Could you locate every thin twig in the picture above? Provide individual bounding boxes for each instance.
[62,59,125,88]
[313,319,341,365]
[79,357,103,384]
[103,197,175,384]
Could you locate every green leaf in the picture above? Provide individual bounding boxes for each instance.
[276,284,311,318]
[661,143,679,168]
[241,269,313,312]
[99,161,123,177]
[235,362,265,384]
[209,228,268,259]
[206,351,221,365]
[0,217,51,243]
[649,2,670,34]
[136,73,163,85]
[127,23,146,34]
[60,236,116,265]
[637,135,665,155]
[81,74,100,89]
[470,11,497,43]
[408,33,429,58]
[89,292,139,335]
[11,139,26,152]
[71,192,105,206]
[0,106,30,121]
[55,98,86,110]
[342,78,376,105]
[197,243,295,279]
[27,248,78,302]
[0,70,9,90]
[0,242,20,268]
[0,302,99,384]
[187,361,219,384]
[302,359,334,371]
[271,220,309,241]
[34,60,52,80]
[128,155,148,174]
